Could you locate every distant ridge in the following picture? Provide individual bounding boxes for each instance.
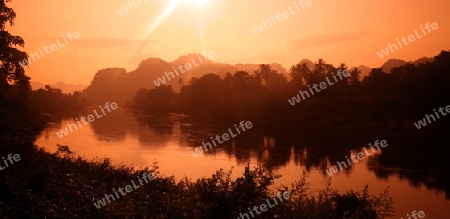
[379,57,436,73]
[81,53,438,106]
[380,59,408,73]
[82,54,288,105]
[30,81,87,93]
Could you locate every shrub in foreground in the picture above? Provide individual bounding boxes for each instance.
[0,138,394,218]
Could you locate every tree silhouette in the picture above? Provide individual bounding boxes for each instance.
[147,85,173,112]
[0,0,29,93]
[315,58,326,75]
[349,67,361,86]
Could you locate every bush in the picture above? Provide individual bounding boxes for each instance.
[0,139,394,218]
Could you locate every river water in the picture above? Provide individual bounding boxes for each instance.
[35,109,450,218]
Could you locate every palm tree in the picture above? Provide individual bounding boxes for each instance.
[289,63,310,86]
[255,64,271,85]
[315,58,326,75]
[338,63,348,71]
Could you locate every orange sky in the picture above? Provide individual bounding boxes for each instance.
[7,0,450,85]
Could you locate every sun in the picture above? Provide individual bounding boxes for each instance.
[184,0,208,8]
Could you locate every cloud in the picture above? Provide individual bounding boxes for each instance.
[27,36,157,50]
[287,31,370,50]
[58,54,97,63]
[71,38,158,49]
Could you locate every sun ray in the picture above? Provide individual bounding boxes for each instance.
[185,0,207,8]
[144,0,181,37]
[129,0,210,66]
[196,10,206,51]
[133,0,181,57]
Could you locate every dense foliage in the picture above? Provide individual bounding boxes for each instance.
[130,52,450,132]
[31,85,86,118]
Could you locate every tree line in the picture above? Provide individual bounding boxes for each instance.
[129,51,450,132]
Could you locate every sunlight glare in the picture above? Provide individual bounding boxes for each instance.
[185,0,208,8]
[144,0,181,37]
[132,0,181,58]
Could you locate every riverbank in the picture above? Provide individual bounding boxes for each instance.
[0,133,395,218]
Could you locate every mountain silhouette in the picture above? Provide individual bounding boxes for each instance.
[82,54,436,106]
[298,59,315,70]
[379,57,435,73]
[82,54,287,105]
[380,59,408,73]
[413,57,435,65]
[356,65,371,78]
[30,81,87,93]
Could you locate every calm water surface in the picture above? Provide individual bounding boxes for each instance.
[35,110,450,218]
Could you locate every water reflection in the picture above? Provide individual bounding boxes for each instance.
[36,109,450,218]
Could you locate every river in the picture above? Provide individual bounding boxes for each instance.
[35,109,450,218]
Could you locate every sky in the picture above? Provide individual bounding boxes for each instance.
[7,0,450,85]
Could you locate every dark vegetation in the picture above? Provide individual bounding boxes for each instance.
[129,51,450,134]
[0,135,395,218]
[31,85,86,118]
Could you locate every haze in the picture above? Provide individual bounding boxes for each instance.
[8,0,450,85]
